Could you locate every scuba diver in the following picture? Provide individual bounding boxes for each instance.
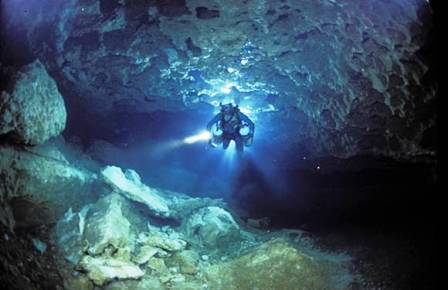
[206,103,255,153]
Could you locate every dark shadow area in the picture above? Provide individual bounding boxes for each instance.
[228,154,437,290]
[0,224,63,290]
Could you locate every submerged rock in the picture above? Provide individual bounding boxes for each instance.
[63,274,94,290]
[205,239,353,290]
[83,193,132,256]
[56,194,136,264]
[0,60,66,145]
[169,194,227,220]
[169,280,205,290]
[104,276,162,290]
[31,238,47,254]
[79,255,144,286]
[183,206,241,249]
[100,164,227,221]
[0,143,96,224]
[56,206,91,264]
[146,257,168,274]
[133,245,158,265]
[144,234,187,252]
[169,250,200,275]
[101,166,171,217]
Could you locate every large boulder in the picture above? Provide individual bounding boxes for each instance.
[101,166,171,218]
[101,165,227,220]
[55,193,135,263]
[83,193,132,256]
[183,206,241,249]
[0,60,66,145]
[205,239,353,290]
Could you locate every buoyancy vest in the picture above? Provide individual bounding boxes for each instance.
[220,109,241,135]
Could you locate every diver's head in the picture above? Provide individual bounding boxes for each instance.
[220,102,238,120]
[220,102,234,112]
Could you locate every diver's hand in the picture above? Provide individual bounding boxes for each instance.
[208,139,217,148]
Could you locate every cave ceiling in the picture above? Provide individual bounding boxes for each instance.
[2,0,437,160]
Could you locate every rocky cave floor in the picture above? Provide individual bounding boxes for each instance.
[0,138,437,290]
[1,139,355,290]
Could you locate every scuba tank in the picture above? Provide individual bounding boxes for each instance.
[239,125,253,146]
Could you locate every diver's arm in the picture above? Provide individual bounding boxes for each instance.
[207,113,221,131]
[239,112,255,133]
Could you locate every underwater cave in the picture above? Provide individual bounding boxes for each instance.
[0,0,439,289]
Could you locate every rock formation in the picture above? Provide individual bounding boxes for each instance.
[183,206,241,249]
[0,60,66,145]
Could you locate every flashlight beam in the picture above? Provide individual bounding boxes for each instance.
[184,131,212,144]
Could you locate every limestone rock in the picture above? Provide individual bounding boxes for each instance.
[165,273,186,283]
[133,245,158,265]
[0,60,66,145]
[146,257,168,273]
[56,206,91,264]
[101,166,171,217]
[169,280,204,290]
[83,193,131,255]
[247,217,271,229]
[184,206,241,249]
[104,277,162,290]
[169,194,227,220]
[0,143,96,222]
[170,250,199,275]
[145,234,187,252]
[55,192,152,265]
[205,239,353,290]
[63,274,94,290]
[114,246,133,261]
[79,255,144,286]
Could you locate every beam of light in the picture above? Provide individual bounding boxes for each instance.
[145,140,184,160]
[222,141,237,167]
[183,130,212,144]
[147,130,213,160]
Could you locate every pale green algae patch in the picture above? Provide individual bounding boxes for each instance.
[205,238,352,290]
